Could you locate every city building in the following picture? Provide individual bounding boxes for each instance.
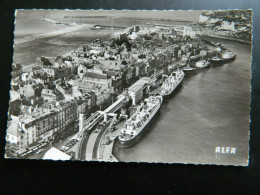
[6,98,88,156]
[11,63,23,78]
[128,77,150,105]
[41,88,63,102]
[56,82,73,95]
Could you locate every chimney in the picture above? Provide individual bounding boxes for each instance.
[125,88,128,95]
[29,106,33,113]
[79,114,84,132]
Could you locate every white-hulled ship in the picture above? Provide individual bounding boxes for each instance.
[118,95,163,147]
[195,60,211,68]
[158,69,185,99]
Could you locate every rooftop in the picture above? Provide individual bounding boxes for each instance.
[83,69,110,80]
[128,77,150,93]
[7,122,24,137]
[43,147,71,161]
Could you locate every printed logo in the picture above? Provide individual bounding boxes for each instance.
[215,147,236,154]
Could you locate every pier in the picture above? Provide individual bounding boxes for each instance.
[93,25,126,30]
[77,94,128,161]
[76,76,158,161]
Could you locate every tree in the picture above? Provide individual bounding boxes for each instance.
[162,33,166,40]
[40,57,52,66]
[12,63,22,71]
[9,100,21,116]
[34,84,44,97]
[121,60,128,65]
[138,54,146,59]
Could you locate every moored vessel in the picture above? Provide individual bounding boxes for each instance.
[221,50,236,62]
[158,69,185,99]
[118,95,163,147]
[182,64,196,73]
[210,50,236,64]
[209,56,223,63]
[195,60,211,68]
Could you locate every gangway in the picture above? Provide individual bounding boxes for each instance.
[77,111,103,140]
[103,96,126,114]
[80,95,126,134]
[84,112,102,128]
[77,95,126,160]
[98,96,126,122]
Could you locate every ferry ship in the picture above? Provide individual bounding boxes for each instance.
[195,60,211,68]
[158,69,185,99]
[118,95,163,147]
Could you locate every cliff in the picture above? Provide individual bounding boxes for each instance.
[198,10,252,43]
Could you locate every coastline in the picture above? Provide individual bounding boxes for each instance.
[201,34,251,44]
[65,15,195,23]
[14,27,117,67]
[14,24,94,46]
[18,28,249,69]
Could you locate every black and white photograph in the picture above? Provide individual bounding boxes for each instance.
[5,9,252,166]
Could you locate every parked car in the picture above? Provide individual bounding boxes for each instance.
[35,149,43,154]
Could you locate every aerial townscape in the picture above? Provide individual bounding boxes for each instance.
[5,10,251,162]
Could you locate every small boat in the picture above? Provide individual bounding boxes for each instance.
[195,60,211,68]
[209,56,223,63]
[182,59,196,73]
[222,50,236,62]
[182,64,196,73]
[182,66,196,71]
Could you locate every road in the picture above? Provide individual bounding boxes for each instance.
[85,131,100,160]
[28,133,77,160]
